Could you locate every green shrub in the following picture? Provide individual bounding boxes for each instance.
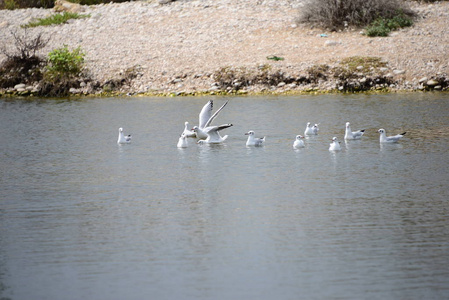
[365,13,413,37]
[23,12,89,28]
[298,0,415,29]
[45,45,85,81]
[388,13,414,29]
[4,0,19,10]
[365,20,391,37]
[39,45,90,96]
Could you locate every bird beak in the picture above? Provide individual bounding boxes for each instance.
[244,133,249,135]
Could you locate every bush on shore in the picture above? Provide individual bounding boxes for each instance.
[39,44,94,97]
[44,45,85,80]
[0,30,49,88]
[364,12,413,37]
[0,30,97,96]
[298,0,415,29]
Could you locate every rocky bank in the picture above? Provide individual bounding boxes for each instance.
[0,0,448,96]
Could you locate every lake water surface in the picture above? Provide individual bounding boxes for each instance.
[1,93,449,300]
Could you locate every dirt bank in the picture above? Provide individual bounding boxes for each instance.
[0,0,448,95]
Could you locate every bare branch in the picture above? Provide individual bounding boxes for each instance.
[1,29,51,60]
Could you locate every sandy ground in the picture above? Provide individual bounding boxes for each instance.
[0,0,448,94]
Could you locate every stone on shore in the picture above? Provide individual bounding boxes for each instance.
[54,0,84,13]
[14,83,26,90]
[393,70,406,75]
[419,77,428,83]
[426,79,439,86]
[324,40,338,47]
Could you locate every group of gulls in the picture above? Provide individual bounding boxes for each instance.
[292,122,405,151]
[117,100,406,151]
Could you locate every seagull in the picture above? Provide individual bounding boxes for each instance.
[329,137,341,151]
[293,135,305,149]
[177,133,188,148]
[304,122,318,136]
[344,122,365,140]
[182,121,196,138]
[378,128,406,143]
[117,127,132,144]
[193,124,232,144]
[195,100,229,139]
[245,130,265,146]
[312,123,320,135]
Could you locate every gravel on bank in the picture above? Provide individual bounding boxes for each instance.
[0,0,448,96]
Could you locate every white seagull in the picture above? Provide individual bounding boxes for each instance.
[344,122,365,140]
[195,100,229,139]
[181,121,196,138]
[177,133,188,148]
[193,124,233,144]
[117,127,132,144]
[304,122,318,136]
[293,135,305,149]
[378,128,406,143]
[312,123,319,135]
[329,137,341,151]
[245,130,265,146]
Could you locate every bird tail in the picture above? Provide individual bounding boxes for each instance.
[400,132,406,136]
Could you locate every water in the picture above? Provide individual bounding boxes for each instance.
[1,93,448,300]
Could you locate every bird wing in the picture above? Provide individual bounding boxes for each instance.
[352,130,365,138]
[204,123,233,134]
[256,137,265,145]
[204,100,229,128]
[386,133,404,142]
[206,129,222,141]
[198,100,213,129]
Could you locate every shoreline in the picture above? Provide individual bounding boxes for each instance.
[1,86,445,99]
[1,0,448,97]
